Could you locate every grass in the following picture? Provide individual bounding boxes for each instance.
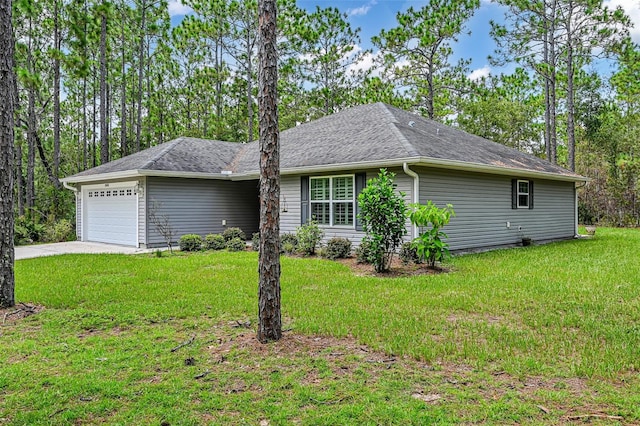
[1,227,639,424]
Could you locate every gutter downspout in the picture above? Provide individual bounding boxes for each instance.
[62,181,77,193]
[403,162,419,239]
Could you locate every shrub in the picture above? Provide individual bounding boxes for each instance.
[43,219,75,243]
[251,232,260,251]
[296,220,323,255]
[280,233,298,254]
[408,201,455,268]
[179,234,203,252]
[226,237,246,252]
[14,216,45,245]
[324,237,352,260]
[355,240,372,264]
[399,242,421,265]
[358,169,407,272]
[222,227,246,242]
[204,233,226,250]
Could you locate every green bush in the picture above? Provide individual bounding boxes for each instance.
[14,216,45,245]
[226,237,246,252]
[399,242,421,265]
[408,201,455,268]
[251,232,260,251]
[355,240,372,264]
[296,221,324,255]
[358,169,408,272]
[280,233,298,254]
[204,233,226,250]
[43,219,75,243]
[179,234,203,252]
[222,227,246,242]
[324,237,352,260]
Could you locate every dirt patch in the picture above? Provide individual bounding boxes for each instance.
[0,303,44,325]
[335,256,450,277]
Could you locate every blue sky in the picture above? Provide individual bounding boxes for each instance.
[168,0,640,80]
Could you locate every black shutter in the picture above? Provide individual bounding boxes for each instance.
[301,176,309,224]
[511,179,517,209]
[529,180,534,209]
[355,173,366,231]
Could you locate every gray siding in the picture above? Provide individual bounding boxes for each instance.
[146,177,259,246]
[417,167,575,251]
[280,168,415,246]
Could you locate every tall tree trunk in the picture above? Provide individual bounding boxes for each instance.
[100,5,109,164]
[257,0,281,343]
[53,0,61,176]
[565,1,575,172]
[548,0,558,164]
[15,143,24,216]
[26,16,35,216]
[0,0,16,308]
[120,7,127,157]
[136,0,146,152]
[247,25,253,143]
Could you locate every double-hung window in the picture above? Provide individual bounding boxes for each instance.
[517,180,530,208]
[310,175,355,226]
[512,179,533,209]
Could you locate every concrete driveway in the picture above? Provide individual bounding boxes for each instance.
[15,241,151,260]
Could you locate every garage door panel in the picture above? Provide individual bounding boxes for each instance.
[85,186,138,246]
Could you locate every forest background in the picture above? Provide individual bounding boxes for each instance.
[10,0,640,243]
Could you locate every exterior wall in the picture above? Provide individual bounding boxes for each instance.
[280,168,415,246]
[138,177,146,245]
[416,167,576,251]
[145,177,259,247]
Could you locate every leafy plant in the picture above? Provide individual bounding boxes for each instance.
[178,234,203,252]
[251,232,260,251]
[204,234,226,250]
[324,237,352,260]
[226,237,246,252]
[296,221,324,255]
[399,241,421,265]
[280,233,298,254]
[43,219,75,243]
[355,240,372,264]
[222,227,246,242]
[14,216,45,245]
[357,169,408,272]
[408,201,455,268]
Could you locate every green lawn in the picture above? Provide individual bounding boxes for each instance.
[2,228,639,424]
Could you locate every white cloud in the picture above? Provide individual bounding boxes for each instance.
[168,0,192,17]
[468,65,492,81]
[603,0,640,42]
[348,0,377,17]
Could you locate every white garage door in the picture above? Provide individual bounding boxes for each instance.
[84,186,138,246]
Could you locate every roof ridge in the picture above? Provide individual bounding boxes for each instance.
[379,104,420,157]
[140,138,183,170]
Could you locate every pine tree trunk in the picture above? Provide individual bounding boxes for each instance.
[0,0,16,308]
[136,1,146,152]
[257,0,281,343]
[100,6,109,164]
[53,0,61,176]
[565,2,576,172]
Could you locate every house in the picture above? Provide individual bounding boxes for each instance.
[61,102,586,251]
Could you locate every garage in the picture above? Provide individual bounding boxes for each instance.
[83,184,138,246]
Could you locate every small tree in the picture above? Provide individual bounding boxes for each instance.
[408,201,455,268]
[358,169,407,272]
[149,201,176,253]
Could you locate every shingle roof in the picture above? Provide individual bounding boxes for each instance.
[64,103,584,182]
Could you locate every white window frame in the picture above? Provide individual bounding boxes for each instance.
[517,179,530,209]
[309,174,355,227]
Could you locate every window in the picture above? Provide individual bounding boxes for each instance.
[512,179,533,209]
[517,180,529,208]
[310,175,355,226]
